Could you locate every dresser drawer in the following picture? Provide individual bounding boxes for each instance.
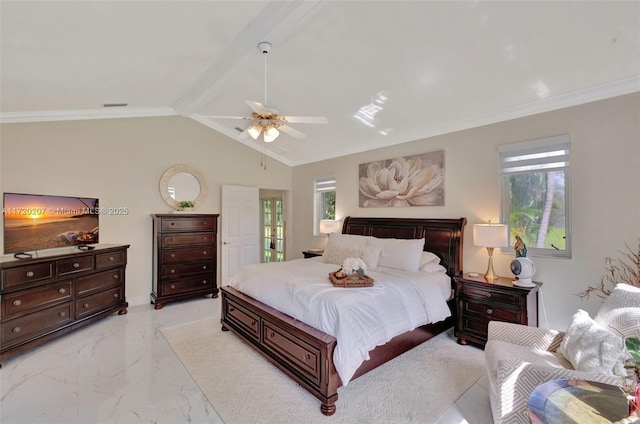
[161,275,214,295]
[463,298,519,322]
[460,284,520,305]
[224,298,260,341]
[1,302,73,346]
[162,232,215,247]
[76,286,123,319]
[76,268,123,297]
[96,250,126,269]
[161,218,217,232]
[57,256,93,276]
[1,262,54,291]
[263,320,321,384]
[161,261,215,278]
[161,247,215,263]
[2,281,72,318]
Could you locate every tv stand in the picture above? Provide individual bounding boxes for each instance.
[0,244,129,364]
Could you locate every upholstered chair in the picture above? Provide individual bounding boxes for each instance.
[485,283,640,424]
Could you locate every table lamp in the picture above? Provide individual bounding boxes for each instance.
[319,219,340,237]
[473,223,509,281]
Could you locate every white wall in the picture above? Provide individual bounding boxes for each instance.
[0,116,292,305]
[291,93,640,330]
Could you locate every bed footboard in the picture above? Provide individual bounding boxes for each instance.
[220,286,341,415]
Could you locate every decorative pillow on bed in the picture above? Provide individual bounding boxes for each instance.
[594,283,640,340]
[558,309,627,376]
[365,237,425,272]
[323,245,383,270]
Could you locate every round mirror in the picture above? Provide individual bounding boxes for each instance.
[159,165,207,209]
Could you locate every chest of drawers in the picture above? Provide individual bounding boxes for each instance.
[0,244,129,363]
[455,273,539,347]
[151,214,219,309]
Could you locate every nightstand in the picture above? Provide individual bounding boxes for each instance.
[302,249,324,258]
[454,273,539,347]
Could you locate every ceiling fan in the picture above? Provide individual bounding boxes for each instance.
[202,41,327,143]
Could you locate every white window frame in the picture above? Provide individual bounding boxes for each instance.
[314,177,336,236]
[499,135,571,258]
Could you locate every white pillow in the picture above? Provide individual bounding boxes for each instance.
[322,247,363,267]
[360,245,383,270]
[324,233,368,253]
[594,283,640,340]
[419,262,447,273]
[419,251,440,267]
[365,237,425,272]
[558,309,627,376]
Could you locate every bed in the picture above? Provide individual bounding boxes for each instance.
[220,216,466,415]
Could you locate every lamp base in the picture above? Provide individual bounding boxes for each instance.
[483,247,499,281]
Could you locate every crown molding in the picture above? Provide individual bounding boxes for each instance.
[0,107,177,124]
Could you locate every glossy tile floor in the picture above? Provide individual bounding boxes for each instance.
[0,297,493,424]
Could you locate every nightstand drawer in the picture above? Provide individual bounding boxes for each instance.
[461,285,520,305]
[463,299,519,322]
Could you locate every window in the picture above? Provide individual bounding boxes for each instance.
[499,135,571,258]
[314,177,335,235]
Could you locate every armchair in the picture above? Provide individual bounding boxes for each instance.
[485,283,640,424]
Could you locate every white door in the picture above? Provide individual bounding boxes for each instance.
[221,185,259,284]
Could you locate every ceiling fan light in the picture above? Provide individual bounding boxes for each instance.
[247,124,262,139]
[263,125,279,142]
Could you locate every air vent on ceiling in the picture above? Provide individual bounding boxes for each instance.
[101,103,128,108]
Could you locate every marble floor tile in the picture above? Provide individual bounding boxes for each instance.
[1,296,493,423]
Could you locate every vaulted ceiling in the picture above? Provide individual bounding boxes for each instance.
[1,1,639,166]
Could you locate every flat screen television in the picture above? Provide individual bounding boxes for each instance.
[3,192,99,254]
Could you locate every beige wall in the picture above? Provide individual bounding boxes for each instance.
[0,116,292,305]
[292,93,640,330]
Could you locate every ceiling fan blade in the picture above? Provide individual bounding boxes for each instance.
[282,115,328,124]
[201,115,253,120]
[245,100,267,114]
[279,124,307,139]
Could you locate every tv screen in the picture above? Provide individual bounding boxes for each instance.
[3,192,99,254]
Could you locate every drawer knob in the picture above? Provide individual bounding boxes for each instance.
[202,280,207,284]
[486,292,492,298]
[170,222,175,226]
[113,293,119,298]
[304,354,311,361]
[202,265,207,270]
[108,256,114,262]
[229,307,235,312]
[170,269,175,274]
[26,271,34,277]
[171,253,176,258]
[58,288,66,294]
[270,332,275,338]
[170,284,176,289]
[169,238,174,242]
[73,262,80,268]
[203,236,208,241]
[59,311,66,318]
[13,299,22,306]
[251,320,256,326]
[83,303,90,309]
[12,326,21,333]
[486,308,494,315]
[203,251,208,255]
[113,274,119,279]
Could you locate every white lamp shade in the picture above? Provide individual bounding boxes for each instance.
[473,224,509,248]
[263,125,279,142]
[247,124,262,140]
[319,219,340,234]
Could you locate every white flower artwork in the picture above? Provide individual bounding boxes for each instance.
[358,150,445,207]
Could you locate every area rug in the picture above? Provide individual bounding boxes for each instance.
[161,318,485,424]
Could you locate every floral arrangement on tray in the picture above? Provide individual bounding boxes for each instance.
[329,257,374,287]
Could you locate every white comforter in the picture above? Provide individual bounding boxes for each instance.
[227,258,452,385]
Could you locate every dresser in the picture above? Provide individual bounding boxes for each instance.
[0,244,129,363]
[455,273,539,347]
[151,214,219,309]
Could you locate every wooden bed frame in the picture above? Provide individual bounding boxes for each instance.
[220,216,466,415]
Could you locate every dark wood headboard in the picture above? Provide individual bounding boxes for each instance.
[342,216,467,278]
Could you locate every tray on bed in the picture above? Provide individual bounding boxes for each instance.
[329,271,374,287]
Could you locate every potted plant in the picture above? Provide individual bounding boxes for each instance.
[177,200,195,211]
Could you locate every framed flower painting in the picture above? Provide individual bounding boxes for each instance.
[359,150,445,207]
